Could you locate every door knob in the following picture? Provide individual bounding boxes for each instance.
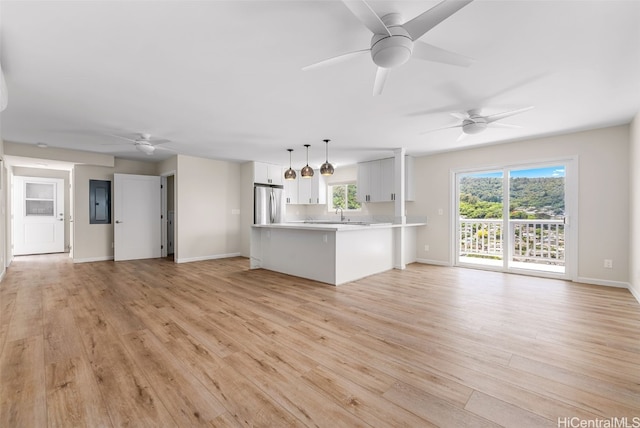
[115,220,122,224]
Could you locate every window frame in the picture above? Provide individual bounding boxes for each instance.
[327,181,361,212]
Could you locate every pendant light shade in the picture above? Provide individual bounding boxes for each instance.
[284,149,296,180]
[301,144,314,178]
[320,139,334,176]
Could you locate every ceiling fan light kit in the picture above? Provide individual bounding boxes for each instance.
[301,144,314,178]
[370,14,413,68]
[135,142,156,155]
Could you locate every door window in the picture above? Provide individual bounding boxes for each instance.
[456,163,569,276]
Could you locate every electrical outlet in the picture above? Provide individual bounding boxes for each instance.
[424,244,430,252]
[604,259,613,269]
[438,208,444,216]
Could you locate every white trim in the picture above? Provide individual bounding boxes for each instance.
[628,285,640,304]
[576,276,630,289]
[0,268,5,282]
[161,176,167,258]
[415,258,451,267]
[451,157,577,282]
[175,252,241,264]
[73,256,114,263]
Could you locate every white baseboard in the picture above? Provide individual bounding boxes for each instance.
[0,268,5,283]
[575,276,630,289]
[175,252,241,264]
[628,285,640,304]
[73,256,114,264]
[415,258,451,267]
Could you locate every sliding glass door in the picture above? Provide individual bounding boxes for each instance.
[456,161,573,278]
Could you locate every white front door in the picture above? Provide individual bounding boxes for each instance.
[13,176,65,255]
[114,173,161,261]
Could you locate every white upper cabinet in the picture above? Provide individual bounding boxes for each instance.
[357,156,414,202]
[357,158,390,202]
[379,157,395,202]
[284,175,298,204]
[356,161,372,203]
[254,162,283,185]
[298,173,326,205]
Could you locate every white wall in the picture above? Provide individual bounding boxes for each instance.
[73,159,158,262]
[175,155,241,263]
[629,113,640,302]
[413,125,630,287]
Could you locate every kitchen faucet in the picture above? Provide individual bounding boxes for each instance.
[335,207,345,222]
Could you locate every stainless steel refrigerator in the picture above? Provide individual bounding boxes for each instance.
[254,184,285,224]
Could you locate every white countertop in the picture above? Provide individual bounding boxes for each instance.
[252,222,426,232]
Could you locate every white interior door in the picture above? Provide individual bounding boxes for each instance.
[114,173,161,261]
[13,176,65,255]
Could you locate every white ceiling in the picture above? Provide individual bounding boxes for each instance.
[1,0,639,170]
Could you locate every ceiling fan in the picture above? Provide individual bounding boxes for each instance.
[303,0,475,95]
[426,107,535,141]
[107,133,173,155]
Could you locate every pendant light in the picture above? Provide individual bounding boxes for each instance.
[320,139,334,176]
[284,149,296,180]
[300,144,314,178]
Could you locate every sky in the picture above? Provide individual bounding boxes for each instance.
[464,166,565,179]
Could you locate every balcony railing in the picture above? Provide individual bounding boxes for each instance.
[459,219,565,267]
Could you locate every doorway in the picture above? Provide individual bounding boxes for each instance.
[165,174,175,258]
[455,160,575,279]
[12,176,65,255]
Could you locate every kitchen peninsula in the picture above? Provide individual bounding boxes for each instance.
[250,222,424,286]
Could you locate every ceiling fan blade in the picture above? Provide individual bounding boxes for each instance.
[106,133,138,143]
[420,123,463,134]
[412,41,474,67]
[485,106,534,123]
[154,145,176,152]
[302,49,369,71]
[457,132,468,142]
[450,112,467,120]
[373,67,390,96]
[341,0,391,36]
[403,0,474,41]
[150,138,171,145]
[489,122,521,129]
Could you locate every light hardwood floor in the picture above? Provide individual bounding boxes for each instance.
[1,254,639,427]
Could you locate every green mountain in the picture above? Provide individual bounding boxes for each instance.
[459,176,564,219]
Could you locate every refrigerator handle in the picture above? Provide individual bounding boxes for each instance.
[270,190,275,223]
